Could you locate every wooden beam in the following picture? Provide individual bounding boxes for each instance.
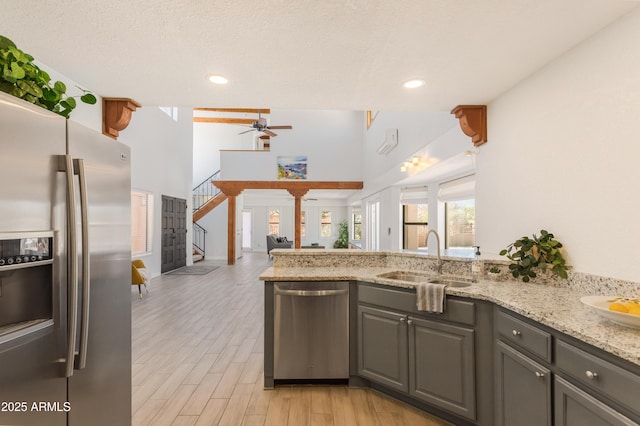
[214,180,363,264]
[193,108,270,114]
[193,117,255,124]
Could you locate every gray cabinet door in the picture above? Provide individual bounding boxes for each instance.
[554,376,637,426]
[495,340,552,426]
[357,305,408,393]
[409,316,476,420]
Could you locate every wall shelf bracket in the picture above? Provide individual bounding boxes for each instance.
[451,105,487,147]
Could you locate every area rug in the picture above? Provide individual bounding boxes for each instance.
[166,265,220,275]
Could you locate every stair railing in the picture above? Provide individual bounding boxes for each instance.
[193,170,221,213]
[193,222,207,259]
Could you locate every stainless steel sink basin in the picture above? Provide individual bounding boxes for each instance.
[377,271,432,282]
[377,271,473,288]
[427,278,473,288]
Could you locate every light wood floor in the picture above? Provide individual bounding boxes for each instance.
[131,252,451,426]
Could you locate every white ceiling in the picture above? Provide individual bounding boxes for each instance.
[3,1,637,111]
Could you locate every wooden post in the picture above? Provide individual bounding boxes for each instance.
[214,183,244,265]
[227,194,236,265]
[287,188,309,249]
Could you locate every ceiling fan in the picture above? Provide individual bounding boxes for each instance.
[238,111,292,137]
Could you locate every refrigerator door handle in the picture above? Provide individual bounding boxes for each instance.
[59,154,78,378]
[74,158,90,370]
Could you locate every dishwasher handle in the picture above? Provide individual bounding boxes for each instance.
[274,285,348,297]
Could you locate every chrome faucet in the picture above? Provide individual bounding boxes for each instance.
[425,229,442,274]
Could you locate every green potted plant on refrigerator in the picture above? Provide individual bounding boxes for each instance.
[0,35,96,118]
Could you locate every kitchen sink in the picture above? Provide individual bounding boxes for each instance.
[377,271,432,282]
[427,278,473,288]
[377,271,473,288]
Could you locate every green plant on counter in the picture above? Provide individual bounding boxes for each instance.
[0,35,96,118]
[499,229,568,282]
[333,220,349,248]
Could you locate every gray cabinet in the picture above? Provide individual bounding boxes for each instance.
[357,305,408,392]
[409,316,476,420]
[357,283,480,422]
[495,340,552,426]
[495,307,640,426]
[554,376,637,426]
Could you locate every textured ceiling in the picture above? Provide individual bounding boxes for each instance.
[2,1,637,110]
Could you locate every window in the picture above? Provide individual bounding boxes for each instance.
[131,191,153,255]
[159,106,178,121]
[351,210,362,241]
[402,204,428,250]
[268,209,280,235]
[320,210,332,237]
[301,210,306,237]
[439,175,475,249]
[367,200,380,250]
[445,199,475,248]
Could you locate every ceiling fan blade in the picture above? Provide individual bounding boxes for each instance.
[238,129,255,135]
[268,125,292,130]
[263,129,277,137]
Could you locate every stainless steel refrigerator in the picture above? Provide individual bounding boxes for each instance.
[0,92,131,425]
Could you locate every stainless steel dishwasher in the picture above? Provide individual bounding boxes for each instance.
[273,281,349,380]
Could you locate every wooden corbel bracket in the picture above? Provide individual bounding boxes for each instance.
[102,97,141,140]
[451,105,487,147]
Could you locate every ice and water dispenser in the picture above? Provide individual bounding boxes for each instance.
[0,232,55,346]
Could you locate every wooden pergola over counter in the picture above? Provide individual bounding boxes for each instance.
[213,180,364,264]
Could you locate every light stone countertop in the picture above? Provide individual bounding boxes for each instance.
[260,265,640,367]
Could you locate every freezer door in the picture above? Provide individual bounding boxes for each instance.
[0,93,67,425]
[66,120,132,426]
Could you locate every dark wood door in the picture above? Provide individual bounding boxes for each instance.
[161,195,187,273]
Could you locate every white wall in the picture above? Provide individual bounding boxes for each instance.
[477,7,640,281]
[193,117,255,184]
[41,65,194,277]
[194,109,363,258]
[220,110,363,180]
[120,107,194,276]
[355,112,472,251]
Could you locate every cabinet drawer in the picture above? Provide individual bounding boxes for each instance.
[556,340,640,418]
[358,283,475,326]
[496,309,552,362]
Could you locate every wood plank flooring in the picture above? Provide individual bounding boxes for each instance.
[131,252,451,426]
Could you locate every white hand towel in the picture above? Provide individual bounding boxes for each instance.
[416,282,447,313]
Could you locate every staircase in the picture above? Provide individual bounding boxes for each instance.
[192,222,206,262]
[191,170,228,260]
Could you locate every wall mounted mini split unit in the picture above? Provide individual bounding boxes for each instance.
[377,128,398,155]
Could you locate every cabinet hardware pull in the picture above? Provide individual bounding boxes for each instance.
[407,319,413,325]
[399,317,406,322]
[512,330,521,336]
[585,370,598,380]
[535,371,545,379]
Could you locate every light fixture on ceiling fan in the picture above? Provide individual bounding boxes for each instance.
[238,110,292,137]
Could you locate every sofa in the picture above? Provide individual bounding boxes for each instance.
[266,234,293,257]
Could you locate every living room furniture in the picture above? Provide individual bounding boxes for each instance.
[131,260,150,299]
[266,235,293,257]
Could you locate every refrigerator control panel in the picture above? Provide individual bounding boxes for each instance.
[0,232,53,270]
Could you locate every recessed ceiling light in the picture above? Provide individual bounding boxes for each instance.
[403,79,426,89]
[207,74,228,85]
